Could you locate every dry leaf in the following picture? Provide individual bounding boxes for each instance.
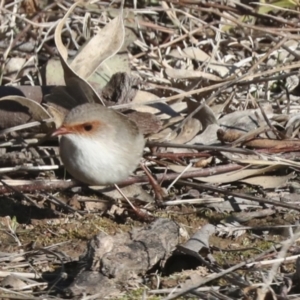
[233,158,300,168]
[168,164,283,184]
[240,173,294,189]
[164,64,223,81]
[5,57,35,79]
[93,53,130,88]
[171,118,202,144]
[54,1,107,105]
[71,14,125,79]
[188,124,220,145]
[169,47,231,77]
[148,128,176,142]
[44,58,65,86]
[219,105,274,132]
[186,101,218,130]
[0,96,51,121]
[132,90,185,118]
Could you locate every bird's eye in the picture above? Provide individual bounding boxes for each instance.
[83,124,93,131]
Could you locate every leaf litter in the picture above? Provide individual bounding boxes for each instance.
[1,0,300,299]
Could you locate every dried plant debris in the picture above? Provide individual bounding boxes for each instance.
[2,0,300,299]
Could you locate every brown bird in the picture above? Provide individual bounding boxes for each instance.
[52,103,145,185]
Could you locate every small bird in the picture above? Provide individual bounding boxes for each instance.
[52,103,145,186]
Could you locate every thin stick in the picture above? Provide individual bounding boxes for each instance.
[114,184,136,211]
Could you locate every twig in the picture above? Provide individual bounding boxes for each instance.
[177,180,300,212]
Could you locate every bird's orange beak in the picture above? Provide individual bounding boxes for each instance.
[51,126,72,137]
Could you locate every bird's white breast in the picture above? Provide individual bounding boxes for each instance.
[60,134,139,185]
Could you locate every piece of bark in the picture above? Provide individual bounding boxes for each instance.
[100,72,141,105]
[178,224,216,259]
[65,218,180,297]
[217,128,300,152]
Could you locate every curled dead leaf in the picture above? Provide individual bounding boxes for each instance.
[186,100,217,130]
[171,118,202,144]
